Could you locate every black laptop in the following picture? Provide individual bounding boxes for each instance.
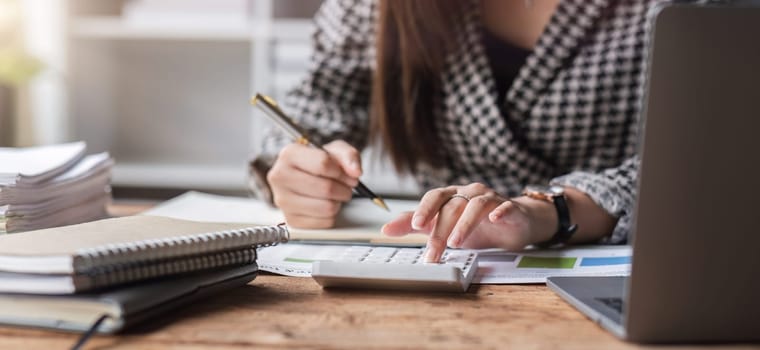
[547,3,760,343]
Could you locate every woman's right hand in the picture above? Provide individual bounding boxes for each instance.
[267,139,362,229]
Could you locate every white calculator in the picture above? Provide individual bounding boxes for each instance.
[311,246,479,293]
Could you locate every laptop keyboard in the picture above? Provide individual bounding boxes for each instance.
[596,297,625,314]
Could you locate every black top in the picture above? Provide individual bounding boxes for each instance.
[481,27,532,116]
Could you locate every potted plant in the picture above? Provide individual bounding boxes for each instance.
[0,0,42,146]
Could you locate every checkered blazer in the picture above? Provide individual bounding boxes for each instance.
[258,0,698,244]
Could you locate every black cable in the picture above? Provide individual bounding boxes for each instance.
[70,314,110,350]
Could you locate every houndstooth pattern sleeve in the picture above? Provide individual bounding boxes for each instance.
[547,1,706,244]
[260,0,375,157]
[551,156,640,244]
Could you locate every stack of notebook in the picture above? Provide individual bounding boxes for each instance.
[0,215,289,333]
[0,141,113,233]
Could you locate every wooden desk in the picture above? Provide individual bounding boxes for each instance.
[2,277,758,350]
[0,203,756,349]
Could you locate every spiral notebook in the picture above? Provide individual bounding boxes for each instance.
[0,248,258,294]
[0,216,289,294]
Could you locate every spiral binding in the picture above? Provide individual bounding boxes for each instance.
[73,224,289,274]
[88,248,258,289]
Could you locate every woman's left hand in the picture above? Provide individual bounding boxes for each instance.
[382,182,542,263]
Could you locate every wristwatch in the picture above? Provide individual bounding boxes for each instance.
[522,185,578,248]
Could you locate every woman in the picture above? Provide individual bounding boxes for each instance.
[250,0,664,262]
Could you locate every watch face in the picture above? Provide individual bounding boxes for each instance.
[525,185,564,197]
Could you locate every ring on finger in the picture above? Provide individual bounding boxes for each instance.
[450,193,471,202]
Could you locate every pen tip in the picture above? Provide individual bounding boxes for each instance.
[373,198,390,212]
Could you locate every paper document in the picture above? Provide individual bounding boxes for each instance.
[0,142,86,185]
[257,244,350,277]
[473,245,631,284]
[257,244,632,283]
[0,144,112,234]
[143,191,428,245]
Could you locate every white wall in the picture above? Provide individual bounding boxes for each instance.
[18,0,68,145]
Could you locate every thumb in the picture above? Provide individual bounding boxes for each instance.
[323,140,362,178]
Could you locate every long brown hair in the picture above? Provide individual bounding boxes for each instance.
[370,0,465,173]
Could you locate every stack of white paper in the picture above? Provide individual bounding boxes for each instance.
[0,142,113,233]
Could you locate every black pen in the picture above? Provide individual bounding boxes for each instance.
[250,93,390,212]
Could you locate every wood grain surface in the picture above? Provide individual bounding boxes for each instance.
[1,274,758,350]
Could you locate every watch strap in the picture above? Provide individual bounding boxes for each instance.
[535,194,578,248]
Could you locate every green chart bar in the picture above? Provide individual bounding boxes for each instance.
[284,257,315,263]
[517,256,577,269]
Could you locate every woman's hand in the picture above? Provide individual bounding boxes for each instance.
[382,182,558,263]
[267,140,361,229]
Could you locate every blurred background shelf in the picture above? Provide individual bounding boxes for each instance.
[21,0,418,198]
[112,162,246,190]
[71,16,314,41]
[61,0,321,195]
